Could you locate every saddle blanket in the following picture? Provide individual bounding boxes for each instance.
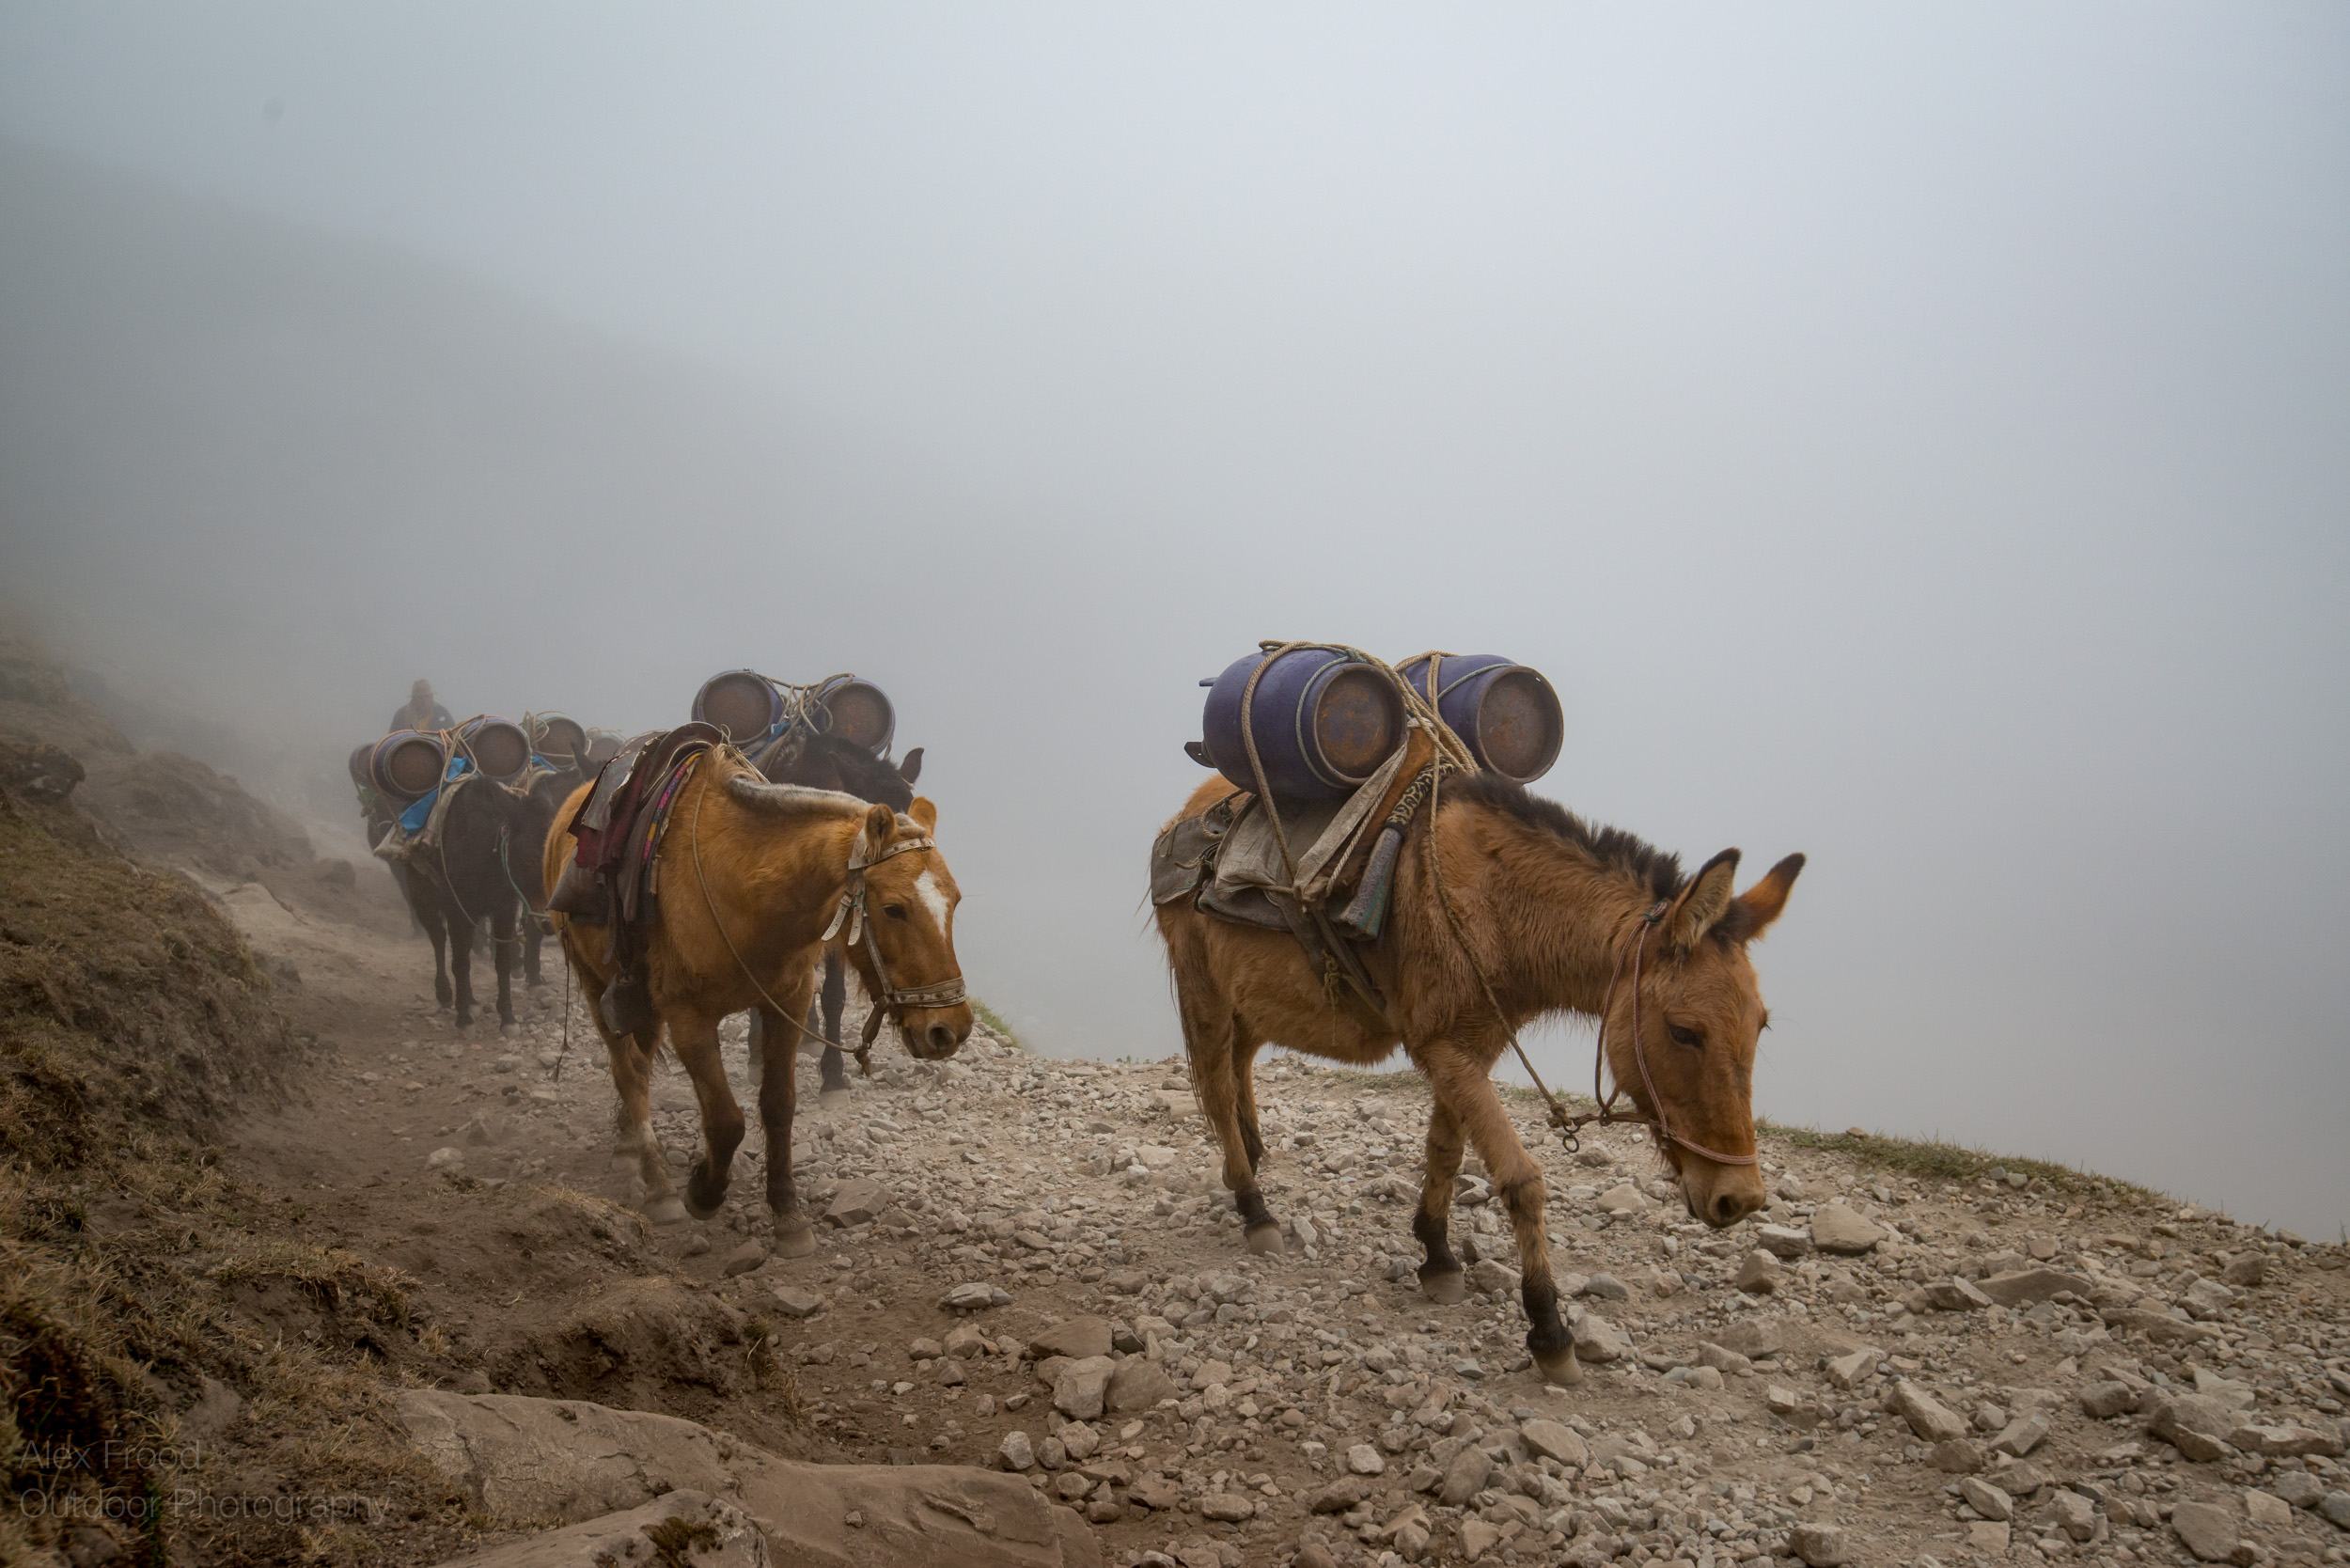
[1149,741,1410,927]
[374,761,476,862]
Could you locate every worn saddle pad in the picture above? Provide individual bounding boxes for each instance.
[1149,792,1246,907]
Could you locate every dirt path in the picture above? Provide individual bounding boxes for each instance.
[208,872,2350,1568]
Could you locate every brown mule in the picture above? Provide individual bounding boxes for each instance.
[1153,767,1801,1387]
[545,749,973,1245]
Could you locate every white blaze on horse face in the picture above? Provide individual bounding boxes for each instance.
[914,869,950,933]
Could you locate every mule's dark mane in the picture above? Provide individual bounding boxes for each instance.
[762,731,915,811]
[1448,772,1684,903]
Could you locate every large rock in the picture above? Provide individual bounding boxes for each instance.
[2227,1422,2344,1459]
[1824,1348,1880,1391]
[1890,1382,1969,1443]
[1926,1439,1983,1474]
[1518,1419,1589,1467]
[1710,1321,1785,1360]
[1050,1356,1118,1420]
[1436,1446,1493,1506]
[1786,1522,1847,1567]
[1754,1224,1812,1259]
[823,1178,886,1228]
[1104,1358,1178,1413]
[1696,1342,1754,1375]
[2048,1489,2097,1543]
[1957,1478,2012,1522]
[1733,1251,1781,1294]
[2268,1472,2325,1510]
[1974,1269,2092,1308]
[427,1490,768,1568]
[2169,1500,2241,1563]
[1569,1313,1627,1363]
[2080,1381,2140,1419]
[1809,1205,1886,1254]
[2145,1392,2242,1463]
[1029,1318,1114,1361]
[1988,1413,2050,1457]
[1924,1278,1994,1311]
[1307,1477,1370,1514]
[1594,1184,1650,1216]
[2180,1277,2235,1320]
[393,1390,1098,1568]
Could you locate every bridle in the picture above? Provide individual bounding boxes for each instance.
[1572,900,1760,1168]
[820,830,970,1049]
[689,773,966,1055]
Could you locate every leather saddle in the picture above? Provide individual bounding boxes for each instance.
[548,722,723,924]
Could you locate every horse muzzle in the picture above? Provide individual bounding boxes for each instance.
[1679,1156,1768,1229]
[900,1001,974,1060]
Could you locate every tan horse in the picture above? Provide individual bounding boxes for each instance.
[1153,766,1801,1386]
[545,749,972,1246]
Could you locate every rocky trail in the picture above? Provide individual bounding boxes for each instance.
[4,617,2347,1568]
[192,858,2350,1568]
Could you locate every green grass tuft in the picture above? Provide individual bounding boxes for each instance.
[971,1000,1022,1048]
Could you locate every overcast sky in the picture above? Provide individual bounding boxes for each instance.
[3,5,2345,1234]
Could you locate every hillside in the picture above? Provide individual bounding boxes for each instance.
[0,619,2341,1567]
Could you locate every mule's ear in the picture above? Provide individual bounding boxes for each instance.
[908,796,938,836]
[1668,849,1741,949]
[1720,853,1805,944]
[862,801,898,854]
[898,746,924,786]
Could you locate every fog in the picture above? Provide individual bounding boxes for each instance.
[2,6,2344,1235]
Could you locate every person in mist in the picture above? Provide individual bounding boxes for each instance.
[390,679,454,734]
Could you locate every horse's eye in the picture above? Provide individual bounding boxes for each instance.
[883,904,909,921]
[1668,1024,1702,1049]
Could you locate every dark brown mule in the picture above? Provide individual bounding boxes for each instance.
[1153,767,1801,1386]
[545,749,972,1239]
[399,768,569,1028]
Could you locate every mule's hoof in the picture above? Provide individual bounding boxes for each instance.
[817,1088,852,1108]
[1244,1223,1285,1256]
[1532,1345,1584,1388]
[500,1021,519,1036]
[645,1196,689,1226]
[774,1224,817,1258]
[1420,1270,1467,1306]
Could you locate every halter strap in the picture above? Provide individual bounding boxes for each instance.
[816,830,968,1045]
[1588,901,1760,1168]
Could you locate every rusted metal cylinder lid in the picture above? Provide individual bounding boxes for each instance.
[528,713,588,767]
[819,679,895,755]
[694,670,782,742]
[1397,653,1563,784]
[1199,647,1405,801]
[458,716,532,781]
[370,731,449,801]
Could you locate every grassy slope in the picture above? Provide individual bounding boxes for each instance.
[0,778,458,1568]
